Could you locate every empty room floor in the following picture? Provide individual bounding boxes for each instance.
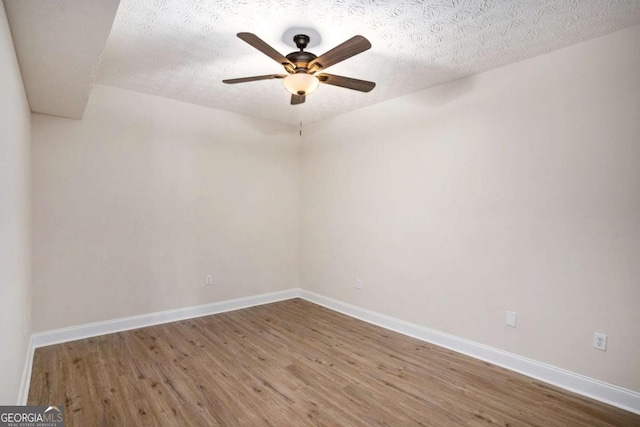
[28,299,640,426]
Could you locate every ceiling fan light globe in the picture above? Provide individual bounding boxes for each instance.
[283,73,319,96]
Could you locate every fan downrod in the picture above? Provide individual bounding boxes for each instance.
[294,34,310,50]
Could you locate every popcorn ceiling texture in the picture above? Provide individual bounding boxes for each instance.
[97,0,640,126]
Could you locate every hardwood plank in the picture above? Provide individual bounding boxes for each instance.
[28,299,640,426]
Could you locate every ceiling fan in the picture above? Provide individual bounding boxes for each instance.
[223,33,375,105]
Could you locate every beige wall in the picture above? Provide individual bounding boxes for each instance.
[301,25,640,392]
[32,84,300,331]
[28,22,639,395]
[0,4,31,404]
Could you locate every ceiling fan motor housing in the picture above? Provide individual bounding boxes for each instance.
[286,35,317,72]
[284,33,319,96]
[286,51,317,72]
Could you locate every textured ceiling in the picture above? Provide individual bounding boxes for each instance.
[97,1,640,125]
[5,0,640,123]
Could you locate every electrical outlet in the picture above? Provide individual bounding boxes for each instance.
[206,275,212,286]
[356,279,362,290]
[593,333,607,351]
[505,311,517,327]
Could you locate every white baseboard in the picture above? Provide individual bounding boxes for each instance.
[19,287,640,415]
[17,335,35,405]
[31,289,300,349]
[18,288,300,404]
[298,289,640,415]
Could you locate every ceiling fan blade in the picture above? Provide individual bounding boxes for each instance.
[223,74,287,84]
[291,94,305,105]
[237,32,293,67]
[308,35,371,72]
[317,73,376,92]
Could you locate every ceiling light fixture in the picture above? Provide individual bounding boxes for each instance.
[223,32,374,105]
[283,72,319,96]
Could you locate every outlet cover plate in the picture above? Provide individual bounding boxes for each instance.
[506,311,517,328]
[593,332,607,351]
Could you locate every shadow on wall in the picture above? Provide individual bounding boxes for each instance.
[358,51,477,111]
[408,74,477,107]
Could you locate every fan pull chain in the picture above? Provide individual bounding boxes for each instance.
[299,121,303,136]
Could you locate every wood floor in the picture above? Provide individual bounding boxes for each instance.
[29,299,640,426]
